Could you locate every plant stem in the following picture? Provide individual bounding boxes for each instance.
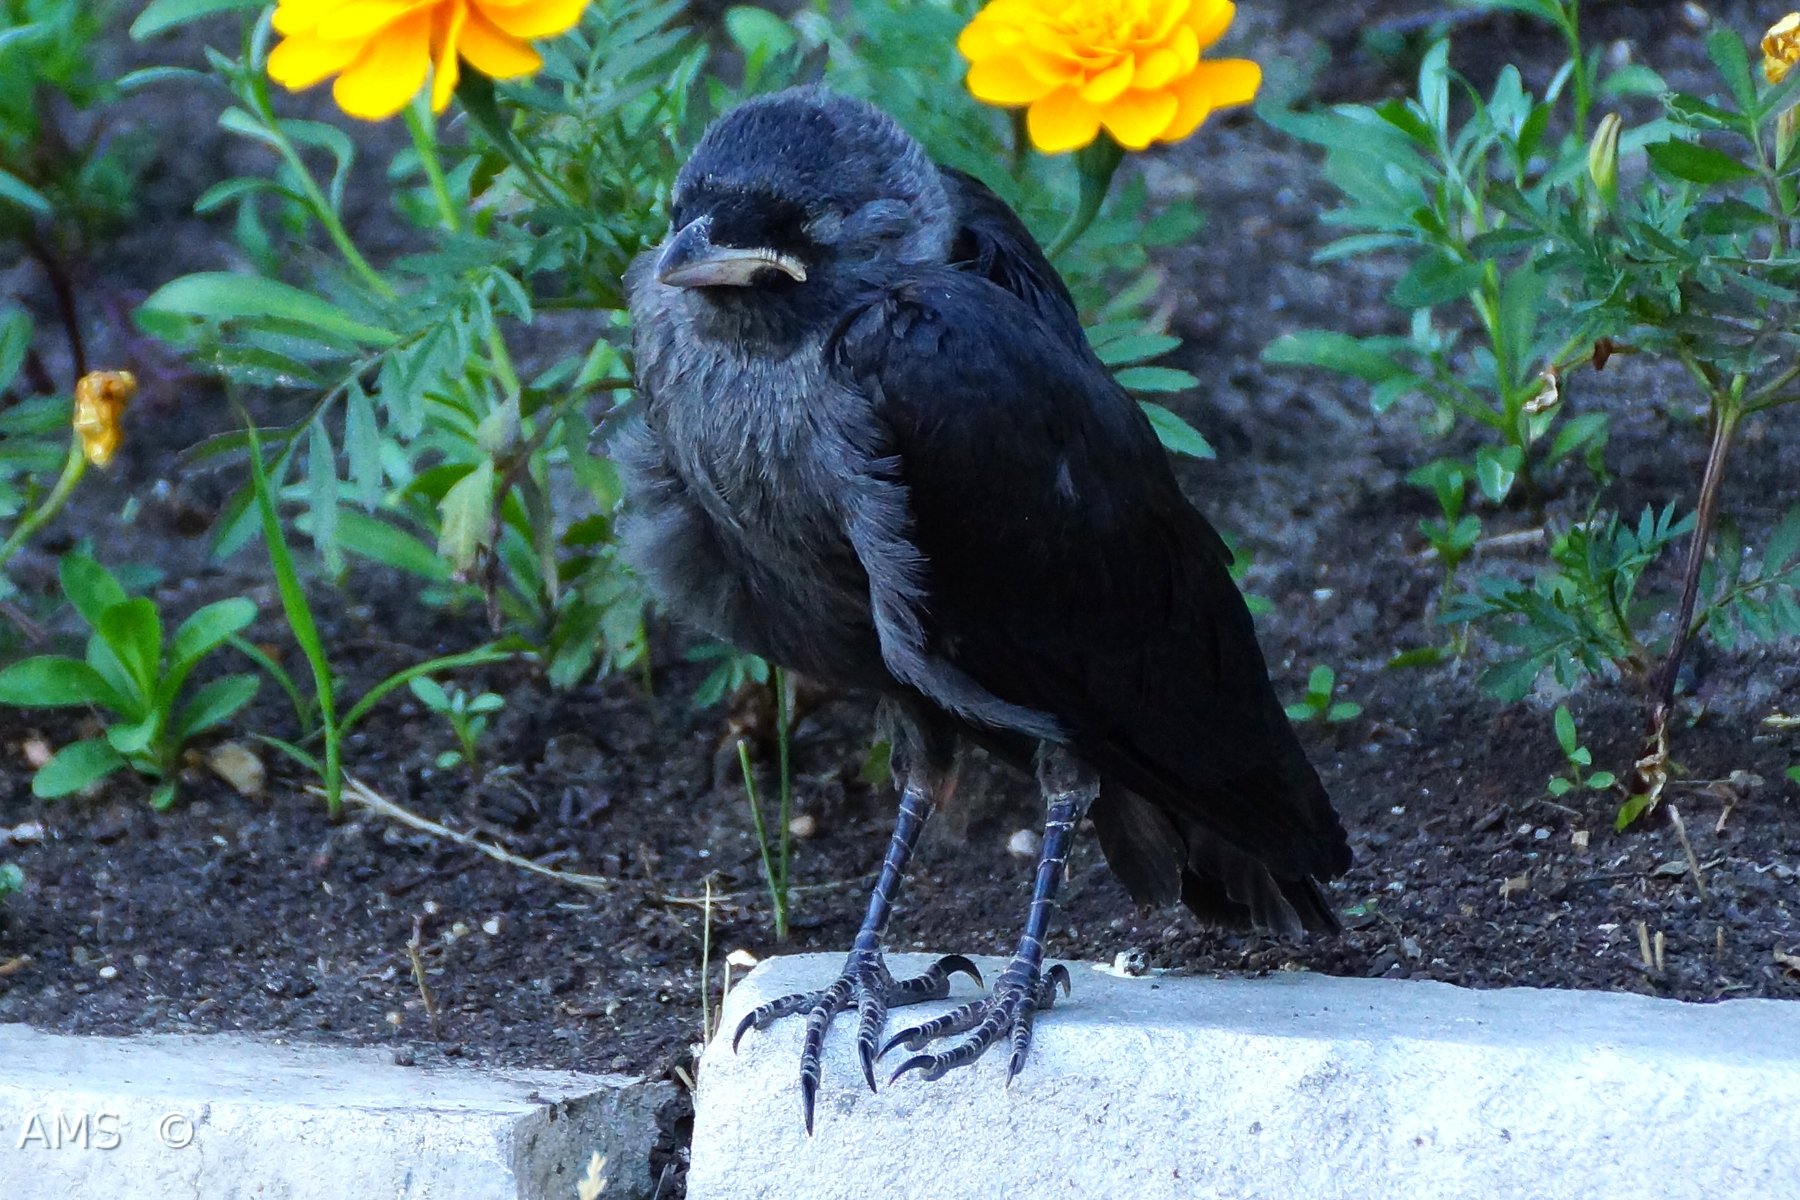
[0,440,86,573]
[1650,389,1742,726]
[736,738,788,940]
[404,99,461,234]
[24,236,86,381]
[774,667,792,902]
[1044,137,1124,260]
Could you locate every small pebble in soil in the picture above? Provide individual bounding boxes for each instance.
[1111,948,1151,977]
[788,813,818,839]
[1007,829,1041,858]
[386,1011,403,1028]
[483,916,502,936]
[98,965,117,981]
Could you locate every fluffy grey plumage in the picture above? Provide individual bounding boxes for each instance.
[621,86,1349,1126]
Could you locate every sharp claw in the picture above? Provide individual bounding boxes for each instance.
[858,1040,878,1093]
[878,1027,918,1059]
[801,1073,818,1137]
[1046,963,1071,996]
[732,1010,758,1053]
[887,1054,938,1086]
[938,953,984,990]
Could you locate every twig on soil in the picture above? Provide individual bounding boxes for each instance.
[330,774,613,894]
[407,914,440,1040]
[1666,804,1708,901]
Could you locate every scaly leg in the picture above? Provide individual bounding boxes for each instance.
[883,746,1097,1085]
[732,768,980,1132]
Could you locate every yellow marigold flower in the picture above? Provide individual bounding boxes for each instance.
[1765,13,1800,84]
[268,0,590,121]
[958,0,1260,154]
[72,371,136,468]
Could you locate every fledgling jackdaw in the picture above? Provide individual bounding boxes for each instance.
[622,86,1350,1130]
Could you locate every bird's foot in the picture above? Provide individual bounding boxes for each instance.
[882,958,1071,1085]
[732,949,982,1132]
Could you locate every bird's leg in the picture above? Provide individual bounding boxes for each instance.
[731,766,981,1132]
[882,746,1097,1085]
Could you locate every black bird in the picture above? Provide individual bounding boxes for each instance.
[622,87,1350,1130]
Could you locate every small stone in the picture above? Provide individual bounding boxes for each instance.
[1571,830,1590,850]
[98,965,118,981]
[206,742,266,797]
[1007,829,1042,858]
[482,916,502,936]
[20,737,51,770]
[788,814,818,840]
[386,1011,403,1028]
[1110,949,1151,977]
[1,821,44,845]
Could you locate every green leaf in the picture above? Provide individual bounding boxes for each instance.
[148,781,179,811]
[171,674,260,742]
[1140,402,1215,460]
[105,715,157,757]
[0,168,51,217]
[0,307,29,392]
[1093,333,1181,366]
[1614,791,1653,831]
[60,554,128,630]
[1763,507,1800,575]
[130,0,262,37]
[1587,771,1617,789]
[1480,656,1544,703]
[0,657,118,709]
[33,739,127,799]
[1390,253,1486,310]
[0,862,22,898]
[1704,25,1758,114]
[436,459,496,572]
[171,598,257,673]
[139,273,396,347]
[345,382,383,509]
[1644,139,1756,184]
[1114,366,1196,393]
[1475,446,1521,504]
[408,675,451,711]
[336,511,451,581]
[1553,705,1577,756]
[96,598,163,697]
[1262,331,1409,383]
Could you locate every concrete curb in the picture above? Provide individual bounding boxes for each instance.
[691,953,1800,1200]
[0,1026,675,1199]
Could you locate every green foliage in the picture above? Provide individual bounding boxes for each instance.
[0,553,259,807]
[409,675,504,773]
[242,419,514,815]
[0,0,148,244]
[1266,0,1800,736]
[1284,664,1362,725]
[0,860,22,904]
[1445,504,1694,701]
[687,643,769,710]
[1546,703,1616,799]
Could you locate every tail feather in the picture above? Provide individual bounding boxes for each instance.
[1090,783,1343,937]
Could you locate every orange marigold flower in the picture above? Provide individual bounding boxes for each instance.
[957,0,1260,154]
[268,0,590,121]
[72,371,136,468]
[1764,12,1800,84]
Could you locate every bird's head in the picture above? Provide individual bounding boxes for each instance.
[654,88,952,306]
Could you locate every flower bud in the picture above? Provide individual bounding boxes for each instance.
[1764,13,1800,84]
[72,371,136,468]
[1587,113,1622,209]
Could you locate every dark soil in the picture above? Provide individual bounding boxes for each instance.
[3,2,1798,1196]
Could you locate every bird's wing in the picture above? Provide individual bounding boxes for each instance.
[831,271,1348,883]
[940,168,1088,351]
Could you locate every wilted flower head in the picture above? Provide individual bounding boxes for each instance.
[268,0,589,121]
[1764,12,1800,83]
[72,371,136,468]
[958,0,1260,154]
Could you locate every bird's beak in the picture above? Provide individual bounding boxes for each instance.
[654,216,808,288]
